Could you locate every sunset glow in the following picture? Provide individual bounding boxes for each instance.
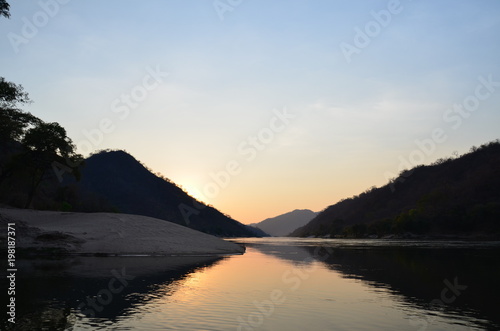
[2,1,499,223]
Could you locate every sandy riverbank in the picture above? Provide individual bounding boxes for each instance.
[0,208,245,256]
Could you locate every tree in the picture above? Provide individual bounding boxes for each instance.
[0,0,9,19]
[0,108,40,142]
[22,122,82,208]
[0,78,41,189]
[0,77,30,108]
[0,77,83,208]
[0,77,39,142]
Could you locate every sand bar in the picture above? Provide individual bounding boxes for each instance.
[0,208,245,256]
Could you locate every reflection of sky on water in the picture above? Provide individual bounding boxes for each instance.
[1,256,225,330]
[3,239,500,330]
[235,238,500,330]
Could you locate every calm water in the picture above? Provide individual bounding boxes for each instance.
[2,238,500,330]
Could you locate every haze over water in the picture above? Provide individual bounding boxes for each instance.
[3,238,500,330]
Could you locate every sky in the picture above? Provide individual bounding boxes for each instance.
[1,0,500,224]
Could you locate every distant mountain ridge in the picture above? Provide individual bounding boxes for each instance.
[251,209,318,236]
[64,150,262,237]
[291,140,500,238]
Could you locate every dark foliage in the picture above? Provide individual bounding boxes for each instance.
[0,0,9,19]
[290,140,500,238]
[0,78,260,237]
[62,150,262,237]
[0,78,82,208]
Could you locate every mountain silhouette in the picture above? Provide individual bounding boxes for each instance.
[251,209,318,236]
[64,150,263,237]
[291,140,500,238]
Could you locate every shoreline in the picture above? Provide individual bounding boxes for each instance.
[298,234,500,241]
[0,207,245,256]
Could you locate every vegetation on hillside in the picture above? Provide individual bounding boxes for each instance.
[0,78,261,237]
[0,77,82,209]
[61,149,262,237]
[290,140,500,238]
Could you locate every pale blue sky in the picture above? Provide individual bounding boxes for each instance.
[1,0,500,222]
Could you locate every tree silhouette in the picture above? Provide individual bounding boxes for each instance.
[290,140,500,238]
[0,77,30,108]
[0,0,10,19]
[22,121,82,207]
[0,77,39,142]
[0,77,82,208]
[0,78,41,189]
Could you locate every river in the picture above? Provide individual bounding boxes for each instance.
[2,238,500,330]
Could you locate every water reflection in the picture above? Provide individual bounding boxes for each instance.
[236,238,500,330]
[1,255,225,330]
[3,239,500,330]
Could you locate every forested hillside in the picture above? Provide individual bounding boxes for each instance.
[290,140,500,238]
[62,150,264,237]
[0,77,262,237]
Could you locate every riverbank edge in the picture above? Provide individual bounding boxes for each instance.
[0,207,245,256]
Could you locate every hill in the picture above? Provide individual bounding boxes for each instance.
[290,140,500,238]
[63,150,262,237]
[251,209,318,236]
